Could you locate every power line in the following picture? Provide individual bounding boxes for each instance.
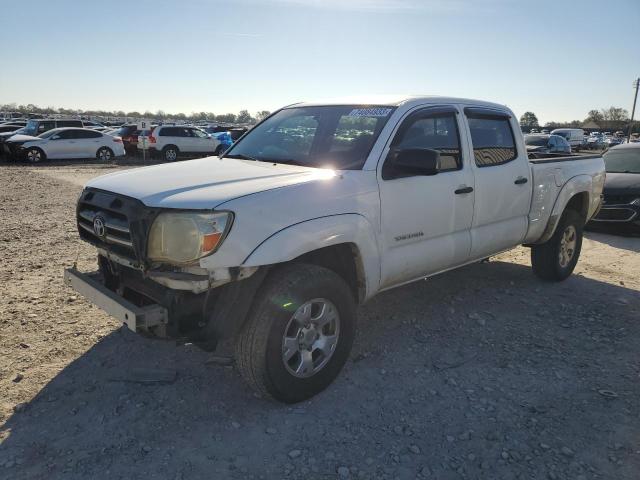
[628,78,639,142]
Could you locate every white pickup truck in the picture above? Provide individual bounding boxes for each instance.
[65,96,605,402]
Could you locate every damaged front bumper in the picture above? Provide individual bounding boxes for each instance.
[64,268,169,333]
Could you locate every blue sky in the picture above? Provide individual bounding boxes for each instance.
[1,0,638,123]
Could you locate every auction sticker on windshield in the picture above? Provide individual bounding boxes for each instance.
[347,108,393,117]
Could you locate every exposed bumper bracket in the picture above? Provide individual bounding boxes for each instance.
[64,268,168,332]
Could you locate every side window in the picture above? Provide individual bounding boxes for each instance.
[76,129,102,139]
[192,128,208,138]
[159,127,177,137]
[57,130,77,139]
[467,116,517,167]
[38,121,55,133]
[387,112,462,174]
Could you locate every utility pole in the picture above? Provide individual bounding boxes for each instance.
[628,77,639,143]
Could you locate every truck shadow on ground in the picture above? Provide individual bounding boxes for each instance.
[2,261,639,479]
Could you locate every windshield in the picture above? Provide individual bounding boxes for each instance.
[604,148,640,173]
[525,135,549,146]
[224,105,395,169]
[22,120,39,136]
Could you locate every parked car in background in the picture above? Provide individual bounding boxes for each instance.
[551,128,585,149]
[0,123,26,134]
[0,118,84,149]
[589,143,640,233]
[113,124,141,154]
[6,127,125,163]
[541,129,549,134]
[525,134,571,156]
[82,120,108,131]
[587,132,606,150]
[605,136,623,148]
[140,125,221,161]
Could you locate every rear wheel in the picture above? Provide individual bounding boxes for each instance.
[235,264,357,403]
[162,146,178,162]
[531,209,583,281]
[25,147,45,163]
[96,147,113,162]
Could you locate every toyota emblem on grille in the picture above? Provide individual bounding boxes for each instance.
[93,215,106,238]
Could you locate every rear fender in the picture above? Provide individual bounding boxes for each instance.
[535,174,593,244]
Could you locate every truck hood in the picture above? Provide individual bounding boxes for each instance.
[604,172,640,195]
[85,157,334,209]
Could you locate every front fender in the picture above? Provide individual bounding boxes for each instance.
[242,214,381,300]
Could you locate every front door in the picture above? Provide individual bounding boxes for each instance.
[378,106,475,289]
[464,108,531,259]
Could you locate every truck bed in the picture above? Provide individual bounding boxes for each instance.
[528,153,602,164]
[524,153,605,244]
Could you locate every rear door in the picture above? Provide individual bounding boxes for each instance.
[463,107,531,259]
[75,129,103,157]
[378,105,475,288]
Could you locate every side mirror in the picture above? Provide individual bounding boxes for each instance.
[388,148,440,176]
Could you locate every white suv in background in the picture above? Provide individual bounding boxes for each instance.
[141,125,222,161]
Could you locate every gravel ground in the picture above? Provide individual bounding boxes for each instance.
[1,161,639,480]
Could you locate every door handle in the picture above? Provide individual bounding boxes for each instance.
[454,186,474,194]
[514,177,528,185]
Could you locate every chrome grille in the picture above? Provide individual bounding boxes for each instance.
[77,208,133,248]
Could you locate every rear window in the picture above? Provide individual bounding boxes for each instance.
[58,120,83,128]
[467,116,517,167]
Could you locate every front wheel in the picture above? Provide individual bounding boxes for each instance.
[25,147,45,163]
[531,209,583,281]
[235,264,357,403]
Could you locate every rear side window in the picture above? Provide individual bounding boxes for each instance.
[76,129,102,138]
[467,116,517,167]
[160,127,191,137]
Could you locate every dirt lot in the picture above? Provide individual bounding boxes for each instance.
[1,161,639,480]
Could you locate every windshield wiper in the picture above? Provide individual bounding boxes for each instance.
[266,158,307,166]
[224,153,260,161]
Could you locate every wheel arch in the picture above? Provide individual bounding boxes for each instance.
[535,174,594,244]
[242,214,380,303]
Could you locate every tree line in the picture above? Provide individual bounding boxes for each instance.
[520,106,635,131]
[0,103,272,125]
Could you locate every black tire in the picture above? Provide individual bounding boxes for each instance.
[162,145,179,162]
[235,263,357,403]
[96,147,114,162]
[531,209,583,281]
[25,147,45,163]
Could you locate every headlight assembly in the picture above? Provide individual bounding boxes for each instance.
[147,211,233,265]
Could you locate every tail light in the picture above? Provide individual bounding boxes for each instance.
[149,135,156,144]
[113,136,123,143]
